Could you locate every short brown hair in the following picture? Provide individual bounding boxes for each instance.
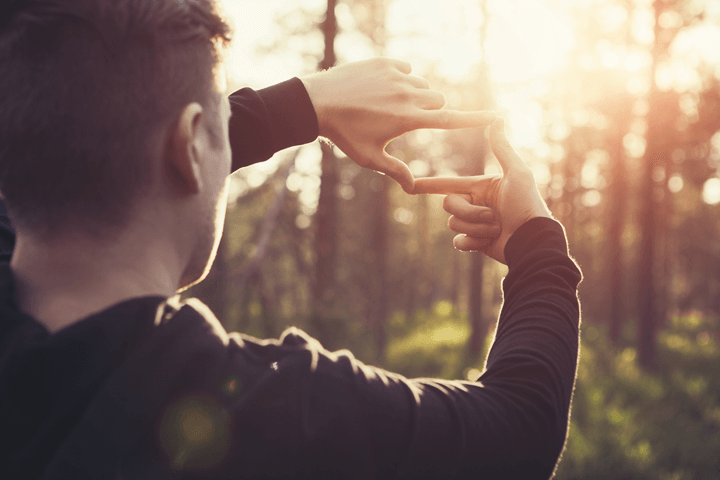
[0,0,232,236]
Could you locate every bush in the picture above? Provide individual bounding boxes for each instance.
[555,314,720,480]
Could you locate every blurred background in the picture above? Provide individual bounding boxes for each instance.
[186,0,720,477]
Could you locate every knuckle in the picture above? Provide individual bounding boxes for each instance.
[470,208,487,222]
[394,86,413,103]
[374,57,390,69]
[398,112,418,132]
[355,156,371,168]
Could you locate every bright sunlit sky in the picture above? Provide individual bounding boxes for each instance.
[219,0,720,207]
[220,0,583,147]
[221,0,580,83]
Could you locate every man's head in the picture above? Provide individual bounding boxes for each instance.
[0,0,233,288]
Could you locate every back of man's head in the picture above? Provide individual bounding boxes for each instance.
[0,0,231,237]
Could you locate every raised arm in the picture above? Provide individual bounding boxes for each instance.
[274,120,580,478]
[374,118,580,478]
[229,58,497,193]
[229,77,319,172]
[254,188,580,477]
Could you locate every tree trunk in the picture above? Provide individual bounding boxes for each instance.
[417,193,433,311]
[608,118,628,345]
[637,151,658,369]
[351,0,391,361]
[467,253,486,356]
[465,140,488,356]
[369,177,390,362]
[313,0,338,309]
[466,1,493,357]
[637,0,668,370]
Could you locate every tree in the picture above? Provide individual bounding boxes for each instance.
[313,0,339,309]
[349,0,392,362]
[466,0,495,359]
[607,106,630,345]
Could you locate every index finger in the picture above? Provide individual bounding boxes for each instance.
[412,174,502,207]
[412,177,476,195]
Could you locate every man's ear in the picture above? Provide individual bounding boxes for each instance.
[165,102,205,195]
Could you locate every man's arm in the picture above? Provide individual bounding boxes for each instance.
[229,58,497,193]
[242,215,579,479]
[366,118,579,478]
[229,77,319,172]
[280,120,580,479]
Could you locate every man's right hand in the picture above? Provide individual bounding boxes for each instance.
[412,118,552,264]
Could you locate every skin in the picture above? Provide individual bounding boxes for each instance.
[9,58,500,334]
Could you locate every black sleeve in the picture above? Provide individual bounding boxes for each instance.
[229,77,319,172]
[264,217,582,480]
[0,200,14,263]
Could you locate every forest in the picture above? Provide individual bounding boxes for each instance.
[186,0,720,477]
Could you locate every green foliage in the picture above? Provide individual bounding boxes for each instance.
[385,301,478,379]
[555,314,720,480]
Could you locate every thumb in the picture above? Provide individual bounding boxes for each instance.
[489,118,525,174]
[378,151,415,193]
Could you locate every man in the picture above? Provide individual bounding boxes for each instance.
[0,1,581,479]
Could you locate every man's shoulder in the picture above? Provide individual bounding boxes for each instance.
[154,297,330,379]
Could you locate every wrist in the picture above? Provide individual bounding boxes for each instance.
[299,73,331,138]
[504,217,567,269]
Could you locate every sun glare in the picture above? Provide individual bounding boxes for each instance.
[387,0,484,80]
[485,0,576,84]
[223,0,720,203]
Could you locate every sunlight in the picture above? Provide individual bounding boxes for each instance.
[672,23,720,70]
[702,178,720,205]
[387,0,484,80]
[485,0,575,84]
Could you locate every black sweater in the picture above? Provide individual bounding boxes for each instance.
[0,79,582,480]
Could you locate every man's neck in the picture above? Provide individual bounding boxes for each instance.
[10,229,181,334]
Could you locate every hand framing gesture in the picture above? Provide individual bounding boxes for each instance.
[412,119,552,264]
